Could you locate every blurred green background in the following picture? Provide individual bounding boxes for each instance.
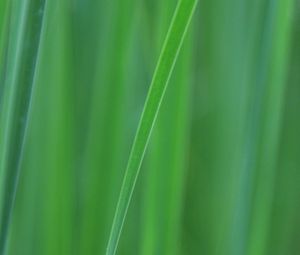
[0,0,300,254]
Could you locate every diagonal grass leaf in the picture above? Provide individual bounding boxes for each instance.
[0,0,46,253]
[106,0,198,254]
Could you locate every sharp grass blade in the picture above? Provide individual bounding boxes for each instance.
[140,1,193,254]
[0,0,46,253]
[106,0,198,254]
[140,2,174,254]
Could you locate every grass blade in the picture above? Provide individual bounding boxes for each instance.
[140,1,193,254]
[106,0,198,254]
[0,0,46,253]
[247,0,295,253]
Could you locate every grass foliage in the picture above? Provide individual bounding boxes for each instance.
[0,0,299,254]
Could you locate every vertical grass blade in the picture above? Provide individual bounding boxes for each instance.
[0,0,46,253]
[106,0,198,254]
[0,0,10,104]
[268,13,300,254]
[79,0,137,253]
[247,0,295,254]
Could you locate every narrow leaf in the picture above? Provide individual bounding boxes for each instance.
[0,0,46,253]
[106,0,198,254]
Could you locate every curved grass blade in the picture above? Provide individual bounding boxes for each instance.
[106,0,198,254]
[0,0,46,253]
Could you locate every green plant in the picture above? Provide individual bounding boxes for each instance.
[0,1,46,253]
[0,0,299,255]
[106,0,198,254]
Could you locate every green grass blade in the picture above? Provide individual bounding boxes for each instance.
[247,0,295,254]
[0,0,46,253]
[0,0,10,98]
[140,1,193,254]
[106,0,198,254]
